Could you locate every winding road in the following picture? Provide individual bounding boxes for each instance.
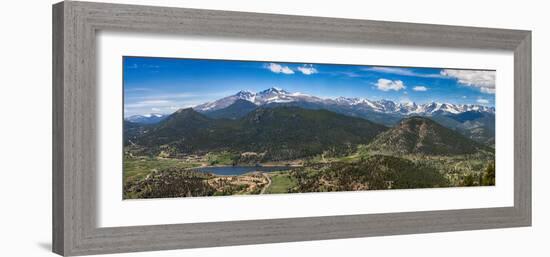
[260,173,272,194]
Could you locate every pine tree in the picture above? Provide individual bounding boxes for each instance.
[482,162,496,186]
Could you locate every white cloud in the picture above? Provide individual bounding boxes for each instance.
[338,71,362,78]
[480,87,496,94]
[477,98,490,104]
[375,79,406,91]
[151,107,161,112]
[413,86,428,91]
[365,67,443,78]
[441,69,495,94]
[266,63,294,74]
[297,64,318,75]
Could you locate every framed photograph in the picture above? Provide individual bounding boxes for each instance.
[53,1,531,256]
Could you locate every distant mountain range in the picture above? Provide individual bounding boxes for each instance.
[125,113,167,124]
[125,87,496,146]
[195,88,495,145]
[125,105,492,162]
[194,87,494,116]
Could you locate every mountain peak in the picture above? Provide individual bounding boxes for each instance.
[127,113,164,118]
[175,107,195,114]
[236,90,253,96]
[204,99,258,120]
[193,88,494,116]
[125,113,167,124]
[167,108,205,121]
[368,116,486,155]
[398,116,436,127]
[259,87,288,95]
[160,108,210,128]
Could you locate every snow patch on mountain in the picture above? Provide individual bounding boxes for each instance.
[193,87,495,115]
[125,113,167,124]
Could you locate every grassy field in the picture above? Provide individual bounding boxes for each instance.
[205,151,238,166]
[123,157,201,184]
[123,145,494,199]
[265,171,298,194]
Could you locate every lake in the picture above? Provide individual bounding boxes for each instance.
[193,166,294,176]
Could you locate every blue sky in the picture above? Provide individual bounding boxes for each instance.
[124,56,495,117]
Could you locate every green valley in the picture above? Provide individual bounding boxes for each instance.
[123,106,495,199]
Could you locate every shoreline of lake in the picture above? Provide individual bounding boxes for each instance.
[192,165,301,176]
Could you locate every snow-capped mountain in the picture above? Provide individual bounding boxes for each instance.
[372,101,494,115]
[193,87,494,116]
[125,113,167,124]
[194,87,325,111]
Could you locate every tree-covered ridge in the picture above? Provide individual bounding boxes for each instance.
[203,99,258,120]
[131,106,388,161]
[367,116,491,155]
[290,155,449,192]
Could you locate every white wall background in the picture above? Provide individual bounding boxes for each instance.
[0,0,547,256]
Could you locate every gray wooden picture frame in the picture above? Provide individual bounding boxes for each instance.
[52,1,531,256]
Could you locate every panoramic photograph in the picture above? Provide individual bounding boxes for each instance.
[123,56,496,199]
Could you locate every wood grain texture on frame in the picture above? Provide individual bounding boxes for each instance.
[52,1,531,256]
